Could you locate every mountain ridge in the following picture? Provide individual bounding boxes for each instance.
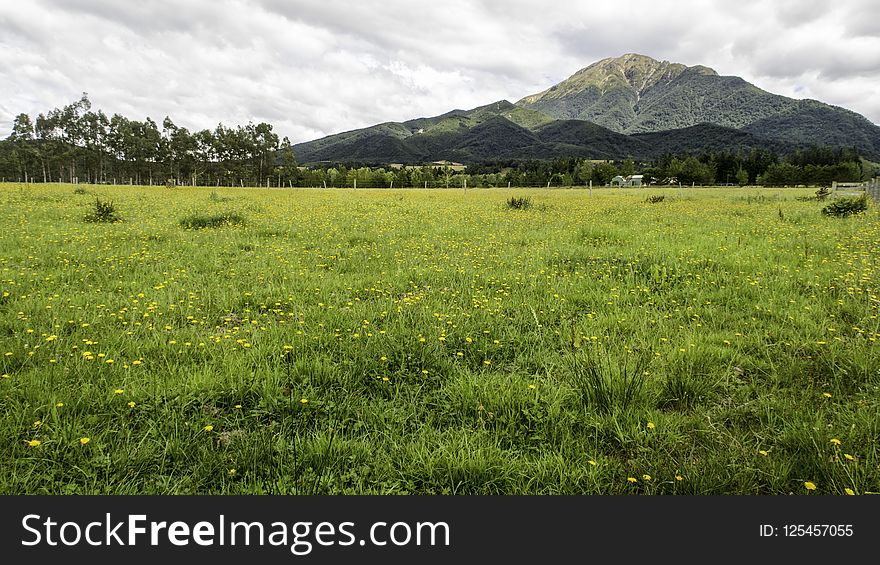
[292,53,880,163]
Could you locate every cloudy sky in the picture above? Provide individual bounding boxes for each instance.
[1,0,878,143]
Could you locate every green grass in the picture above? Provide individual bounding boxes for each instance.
[1,183,878,495]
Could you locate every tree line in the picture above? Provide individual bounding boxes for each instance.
[0,93,295,187]
[1,94,875,188]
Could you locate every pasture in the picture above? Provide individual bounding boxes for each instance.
[1,183,877,494]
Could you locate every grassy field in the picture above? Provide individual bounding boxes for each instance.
[1,183,878,494]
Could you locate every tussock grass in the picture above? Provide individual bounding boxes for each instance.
[180,211,246,229]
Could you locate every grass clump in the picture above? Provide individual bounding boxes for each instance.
[821,194,869,217]
[83,197,121,223]
[565,350,649,415]
[505,196,532,210]
[180,211,246,229]
[645,194,666,204]
[209,190,232,203]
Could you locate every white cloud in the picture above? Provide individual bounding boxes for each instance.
[0,0,878,143]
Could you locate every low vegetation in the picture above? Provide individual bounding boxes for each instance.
[505,196,532,210]
[1,183,878,495]
[83,197,121,223]
[179,211,246,229]
[822,194,870,217]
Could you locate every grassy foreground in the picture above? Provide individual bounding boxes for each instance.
[1,183,878,495]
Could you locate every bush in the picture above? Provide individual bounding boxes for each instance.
[84,198,121,223]
[505,196,532,210]
[645,194,665,203]
[821,194,869,217]
[180,212,246,229]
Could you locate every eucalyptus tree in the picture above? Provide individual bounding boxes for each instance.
[8,113,37,181]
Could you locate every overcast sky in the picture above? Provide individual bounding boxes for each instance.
[1,0,878,143]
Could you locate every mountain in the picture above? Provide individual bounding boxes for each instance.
[291,53,880,164]
[518,53,880,158]
[292,102,796,164]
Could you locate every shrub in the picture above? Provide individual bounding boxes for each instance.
[180,212,246,229]
[84,198,121,223]
[505,196,532,210]
[645,194,665,203]
[821,194,869,218]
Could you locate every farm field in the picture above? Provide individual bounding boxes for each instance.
[1,183,878,495]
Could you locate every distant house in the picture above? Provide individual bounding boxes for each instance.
[625,175,643,187]
[431,160,466,171]
[610,174,644,187]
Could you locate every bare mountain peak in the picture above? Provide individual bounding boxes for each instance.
[517,54,780,133]
[559,54,718,97]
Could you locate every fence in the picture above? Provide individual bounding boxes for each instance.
[832,179,880,202]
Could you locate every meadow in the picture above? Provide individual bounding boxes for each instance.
[1,183,877,495]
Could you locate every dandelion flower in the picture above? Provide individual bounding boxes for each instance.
[647,422,656,430]
[300,398,309,404]
[758,450,769,456]
[804,481,817,491]
[675,474,684,481]
[823,392,832,398]
[79,437,90,446]
[627,477,638,483]
[127,401,136,408]
[33,420,42,428]
[204,425,214,432]
[228,469,237,476]
[844,454,854,461]
[588,460,597,466]
[844,488,855,496]
[114,389,124,395]
[643,474,652,481]
[830,438,841,446]
[527,384,536,390]
[26,439,41,447]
